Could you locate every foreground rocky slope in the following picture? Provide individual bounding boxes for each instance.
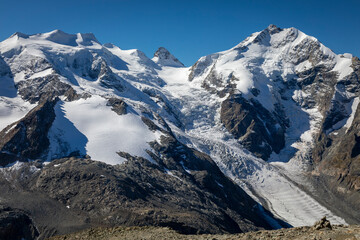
[0,153,279,239]
[48,223,360,240]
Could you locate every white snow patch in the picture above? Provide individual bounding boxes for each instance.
[2,161,24,170]
[345,97,360,132]
[3,124,16,134]
[333,54,353,80]
[59,96,162,165]
[215,180,224,188]
[164,168,182,181]
[0,96,35,131]
[28,68,54,79]
[180,161,191,174]
[295,60,312,72]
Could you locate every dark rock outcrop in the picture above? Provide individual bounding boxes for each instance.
[313,216,332,230]
[0,98,58,166]
[153,47,184,67]
[16,74,72,103]
[201,68,237,98]
[0,206,39,240]
[106,98,127,115]
[220,94,285,160]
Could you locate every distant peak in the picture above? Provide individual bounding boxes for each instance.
[152,47,184,67]
[77,32,99,44]
[9,32,29,39]
[40,30,100,46]
[234,24,293,48]
[267,24,282,34]
[154,47,171,57]
[50,29,65,34]
[103,43,115,48]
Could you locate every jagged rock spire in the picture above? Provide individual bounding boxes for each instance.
[152,47,184,67]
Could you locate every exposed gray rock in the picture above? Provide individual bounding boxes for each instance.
[106,97,127,115]
[201,68,237,98]
[188,54,219,82]
[16,74,73,103]
[313,216,332,230]
[290,38,335,67]
[310,56,360,223]
[153,47,184,67]
[220,94,285,160]
[0,98,58,165]
[13,57,53,76]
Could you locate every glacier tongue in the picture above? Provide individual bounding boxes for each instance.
[159,65,347,226]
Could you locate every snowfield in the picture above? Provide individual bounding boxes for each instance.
[0,95,36,130]
[48,95,163,165]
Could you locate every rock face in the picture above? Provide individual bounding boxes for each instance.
[0,98,58,166]
[16,74,73,104]
[310,57,360,222]
[152,47,184,67]
[0,206,39,240]
[220,94,285,160]
[106,97,127,115]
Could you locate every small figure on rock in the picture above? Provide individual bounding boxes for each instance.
[313,216,332,230]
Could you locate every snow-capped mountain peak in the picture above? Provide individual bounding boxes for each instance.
[152,47,184,67]
[267,24,282,33]
[3,29,101,49]
[9,32,30,40]
[41,30,101,46]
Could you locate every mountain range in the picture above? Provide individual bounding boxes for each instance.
[0,24,359,240]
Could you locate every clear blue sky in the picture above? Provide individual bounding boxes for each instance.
[0,0,359,66]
